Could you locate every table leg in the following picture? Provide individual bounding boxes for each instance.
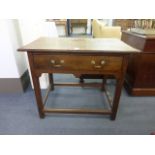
[28,52,45,118]
[48,74,54,91]
[67,19,70,36]
[101,77,106,91]
[65,24,68,36]
[111,78,124,120]
[32,74,45,118]
[79,76,84,83]
[111,56,129,120]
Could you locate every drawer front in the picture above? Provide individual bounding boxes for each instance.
[33,54,123,72]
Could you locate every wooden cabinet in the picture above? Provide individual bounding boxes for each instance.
[113,19,135,30]
[70,19,87,33]
[121,31,155,96]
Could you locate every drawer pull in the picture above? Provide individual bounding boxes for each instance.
[91,60,106,69]
[94,65,102,69]
[50,59,64,67]
[91,60,96,65]
[51,60,55,64]
[101,60,106,65]
[53,64,62,68]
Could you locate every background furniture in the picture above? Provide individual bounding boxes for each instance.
[54,19,68,36]
[92,19,121,38]
[113,19,135,30]
[70,19,87,34]
[47,19,68,36]
[18,37,139,120]
[79,19,121,82]
[121,31,155,96]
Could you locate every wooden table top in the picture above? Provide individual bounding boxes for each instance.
[18,37,140,54]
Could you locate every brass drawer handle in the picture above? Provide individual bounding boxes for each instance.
[91,60,96,65]
[101,60,106,65]
[53,64,62,68]
[51,60,55,64]
[91,60,106,68]
[94,65,102,69]
[50,59,64,67]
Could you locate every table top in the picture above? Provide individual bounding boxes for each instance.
[18,37,140,54]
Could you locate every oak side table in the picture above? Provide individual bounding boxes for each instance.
[18,37,139,120]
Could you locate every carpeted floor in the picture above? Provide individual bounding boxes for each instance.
[0,74,155,135]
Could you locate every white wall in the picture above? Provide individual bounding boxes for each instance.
[19,20,58,44]
[57,26,66,36]
[100,19,113,26]
[7,20,27,76]
[18,20,58,89]
[0,20,27,78]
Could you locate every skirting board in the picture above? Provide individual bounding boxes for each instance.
[0,70,30,93]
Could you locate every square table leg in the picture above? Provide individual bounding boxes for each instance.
[32,75,45,118]
[111,78,124,120]
[49,74,54,91]
[28,52,45,118]
[111,56,129,120]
